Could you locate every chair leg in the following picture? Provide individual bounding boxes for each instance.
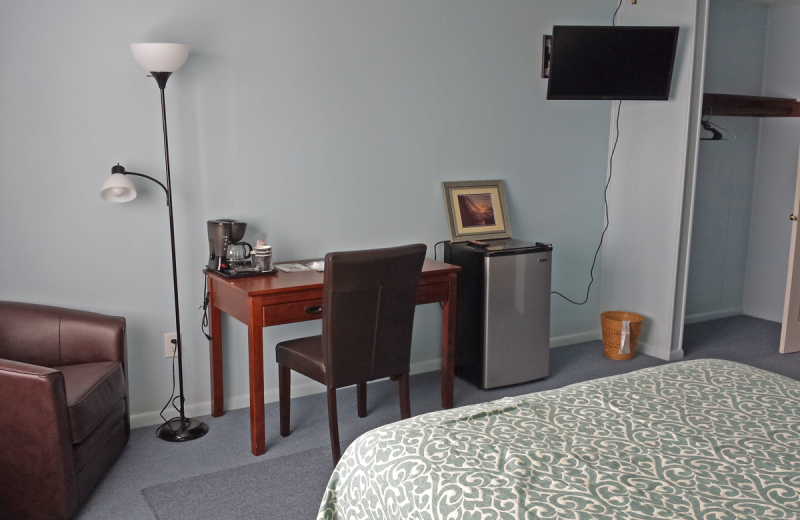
[327,388,341,464]
[398,372,411,420]
[357,382,367,418]
[279,364,290,437]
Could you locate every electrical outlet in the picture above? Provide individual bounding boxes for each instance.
[164,333,178,358]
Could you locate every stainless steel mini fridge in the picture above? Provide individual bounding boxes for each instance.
[445,239,552,389]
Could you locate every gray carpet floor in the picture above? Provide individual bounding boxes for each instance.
[75,315,798,520]
[142,442,354,520]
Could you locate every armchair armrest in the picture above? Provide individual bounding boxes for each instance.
[0,358,78,519]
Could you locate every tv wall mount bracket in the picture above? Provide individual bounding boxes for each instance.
[541,35,552,78]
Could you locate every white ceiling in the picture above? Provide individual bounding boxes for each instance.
[731,0,800,5]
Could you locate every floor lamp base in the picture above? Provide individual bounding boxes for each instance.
[156,417,209,442]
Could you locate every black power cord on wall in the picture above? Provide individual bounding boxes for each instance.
[550,0,624,306]
[613,0,623,25]
[551,100,622,306]
[433,240,447,309]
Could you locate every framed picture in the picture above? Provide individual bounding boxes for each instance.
[441,180,512,242]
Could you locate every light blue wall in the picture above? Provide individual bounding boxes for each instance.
[685,0,768,323]
[0,1,615,425]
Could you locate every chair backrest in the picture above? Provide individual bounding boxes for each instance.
[321,244,427,388]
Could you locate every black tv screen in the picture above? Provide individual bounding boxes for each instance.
[547,26,679,101]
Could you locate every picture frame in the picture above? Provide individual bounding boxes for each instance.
[441,180,512,243]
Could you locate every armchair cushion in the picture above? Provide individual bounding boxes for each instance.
[54,362,126,444]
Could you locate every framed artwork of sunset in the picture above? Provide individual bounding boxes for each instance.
[441,180,512,242]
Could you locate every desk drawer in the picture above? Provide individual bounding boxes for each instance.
[262,298,323,327]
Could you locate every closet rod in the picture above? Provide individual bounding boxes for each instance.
[702,93,800,118]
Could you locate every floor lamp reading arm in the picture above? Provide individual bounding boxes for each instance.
[125,172,169,204]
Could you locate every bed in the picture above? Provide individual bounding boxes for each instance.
[317,359,800,519]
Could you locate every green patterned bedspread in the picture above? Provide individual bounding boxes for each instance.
[317,359,800,519]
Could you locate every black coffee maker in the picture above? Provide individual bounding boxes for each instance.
[207,219,251,271]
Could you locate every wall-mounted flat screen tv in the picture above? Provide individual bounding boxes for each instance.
[547,26,680,101]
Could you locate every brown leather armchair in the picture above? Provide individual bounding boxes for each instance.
[0,302,129,520]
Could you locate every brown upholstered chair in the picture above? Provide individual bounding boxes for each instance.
[0,302,129,520]
[276,244,427,464]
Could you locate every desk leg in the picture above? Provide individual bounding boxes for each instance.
[208,277,224,418]
[247,302,266,456]
[441,272,458,409]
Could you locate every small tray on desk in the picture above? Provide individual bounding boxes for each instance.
[212,267,278,279]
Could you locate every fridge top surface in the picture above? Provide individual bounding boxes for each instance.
[452,238,552,256]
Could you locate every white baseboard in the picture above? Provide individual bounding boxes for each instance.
[632,343,683,362]
[549,330,601,348]
[593,337,678,362]
[131,329,602,429]
[408,358,443,375]
[131,357,445,429]
[635,340,657,359]
[634,340,675,361]
[684,307,742,325]
[742,307,782,324]
[130,380,324,429]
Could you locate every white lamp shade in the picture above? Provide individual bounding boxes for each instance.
[130,43,189,72]
[101,174,137,203]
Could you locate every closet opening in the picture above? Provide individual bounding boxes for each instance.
[683,0,800,355]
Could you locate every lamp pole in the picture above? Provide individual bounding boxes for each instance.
[152,72,192,439]
[147,71,208,442]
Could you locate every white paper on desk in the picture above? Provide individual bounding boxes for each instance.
[275,263,312,273]
[306,261,324,271]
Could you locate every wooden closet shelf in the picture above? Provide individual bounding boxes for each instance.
[702,93,800,117]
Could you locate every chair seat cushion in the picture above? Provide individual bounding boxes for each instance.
[275,335,325,383]
[53,362,126,444]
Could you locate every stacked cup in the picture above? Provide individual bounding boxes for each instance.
[252,233,272,272]
[252,247,272,271]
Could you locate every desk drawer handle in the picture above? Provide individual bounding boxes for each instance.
[305,305,322,315]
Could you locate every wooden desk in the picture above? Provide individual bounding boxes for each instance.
[206,258,461,456]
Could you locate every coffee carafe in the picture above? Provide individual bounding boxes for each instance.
[207,219,252,271]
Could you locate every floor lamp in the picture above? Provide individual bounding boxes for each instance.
[100,43,208,442]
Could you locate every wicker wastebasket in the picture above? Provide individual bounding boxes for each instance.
[601,311,644,360]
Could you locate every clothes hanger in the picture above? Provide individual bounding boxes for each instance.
[700,119,724,140]
[700,108,736,141]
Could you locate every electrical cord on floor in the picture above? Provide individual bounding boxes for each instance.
[551,99,622,306]
[154,338,184,437]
